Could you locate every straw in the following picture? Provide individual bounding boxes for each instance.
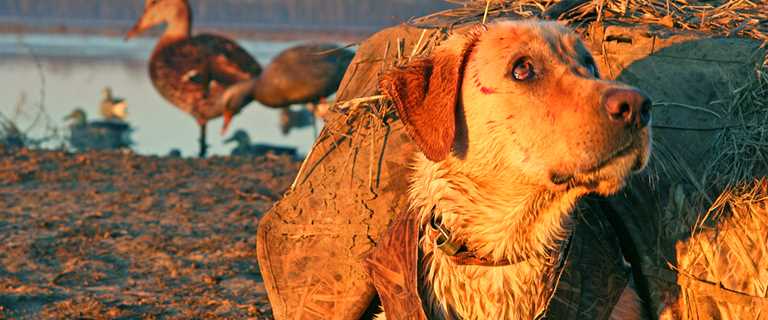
[410,0,767,49]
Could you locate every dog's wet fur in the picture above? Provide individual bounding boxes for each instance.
[379,20,651,319]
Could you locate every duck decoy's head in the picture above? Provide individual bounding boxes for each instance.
[101,86,113,100]
[223,129,251,146]
[125,0,191,40]
[64,108,87,126]
[220,79,258,135]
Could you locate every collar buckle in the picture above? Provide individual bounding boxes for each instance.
[428,207,514,267]
[429,214,461,256]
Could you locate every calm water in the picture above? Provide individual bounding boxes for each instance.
[0,33,326,156]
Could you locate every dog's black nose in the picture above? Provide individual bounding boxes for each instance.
[602,88,651,128]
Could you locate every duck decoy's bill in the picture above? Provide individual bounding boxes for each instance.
[125,15,150,40]
[221,112,234,135]
[125,0,169,40]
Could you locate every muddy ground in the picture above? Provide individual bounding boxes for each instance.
[0,147,299,319]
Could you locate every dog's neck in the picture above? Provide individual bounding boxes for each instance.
[408,154,585,319]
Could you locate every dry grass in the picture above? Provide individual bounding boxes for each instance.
[1,46,62,151]
[0,150,297,319]
[648,65,768,213]
[0,95,61,151]
[663,178,768,318]
[414,0,767,40]
[0,113,24,150]
[409,0,767,66]
[701,67,768,196]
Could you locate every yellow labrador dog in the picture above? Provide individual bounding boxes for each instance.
[377,20,651,319]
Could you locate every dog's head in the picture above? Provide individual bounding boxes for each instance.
[382,20,651,196]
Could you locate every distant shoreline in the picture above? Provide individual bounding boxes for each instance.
[0,17,385,42]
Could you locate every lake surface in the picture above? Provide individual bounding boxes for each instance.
[0,33,327,156]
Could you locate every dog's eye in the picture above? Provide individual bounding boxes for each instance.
[511,58,535,81]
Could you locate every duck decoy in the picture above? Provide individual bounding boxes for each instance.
[279,102,332,136]
[100,86,128,121]
[279,107,315,136]
[222,43,355,131]
[64,108,133,152]
[168,148,182,158]
[125,0,262,158]
[224,129,297,158]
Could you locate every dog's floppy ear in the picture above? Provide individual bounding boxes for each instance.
[380,29,481,162]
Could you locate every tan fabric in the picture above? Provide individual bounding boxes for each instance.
[255,24,423,320]
[365,211,427,320]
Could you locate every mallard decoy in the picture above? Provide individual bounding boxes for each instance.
[125,0,262,158]
[168,148,182,157]
[64,108,133,152]
[222,43,354,128]
[100,86,128,121]
[224,129,297,158]
[279,102,332,136]
[279,107,315,136]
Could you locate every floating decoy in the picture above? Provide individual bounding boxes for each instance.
[100,86,128,121]
[64,108,133,152]
[279,107,315,136]
[168,148,182,158]
[279,102,332,136]
[222,43,354,129]
[125,0,262,158]
[224,129,297,158]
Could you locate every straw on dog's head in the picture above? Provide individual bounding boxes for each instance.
[382,20,651,196]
